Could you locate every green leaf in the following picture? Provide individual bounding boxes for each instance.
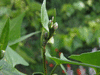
[45,48,51,57]
[32,72,44,75]
[16,47,36,64]
[41,0,49,31]
[0,59,26,75]
[9,13,25,49]
[69,51,100,67]
[0,22,5,37]
[4,46,29,67]
[0,18,9,50]
[8,31,40,46]
[60,53,69,61]
[9,13,25,43]
[51,57,100,68]
[46,51,100,68]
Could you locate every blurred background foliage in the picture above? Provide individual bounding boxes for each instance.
[0,0,100,75]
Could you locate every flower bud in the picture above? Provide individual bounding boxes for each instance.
[53,22,58,30]
[52,16,54,21]
[49,20,53,28]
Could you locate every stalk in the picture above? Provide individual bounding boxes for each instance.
[41,29,47,75]
[42,46,47,75]
[50,64,58,75]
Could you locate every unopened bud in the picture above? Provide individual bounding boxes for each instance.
[53,22,58,30]
[49,20,53,28]
[52,16,54,21]
[49,20,52,23]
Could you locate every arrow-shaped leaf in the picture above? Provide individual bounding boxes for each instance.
[0,18,9,50]
[8,31,40,46]
[4,46,29,67]
[0,59,26,75]
[9,13,25,43]
[46,50,100,68]
[69,51,100,67]
[41,0,49,32]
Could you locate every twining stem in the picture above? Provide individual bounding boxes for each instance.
[50,64,58,75]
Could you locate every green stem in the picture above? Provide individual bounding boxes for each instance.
[42,47,47,75]
[41,27,55,75]
[50,64,58,75]
[41,29,47,75]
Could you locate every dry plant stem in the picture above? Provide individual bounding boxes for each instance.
[42,46,47,75]
[50,64,58,75]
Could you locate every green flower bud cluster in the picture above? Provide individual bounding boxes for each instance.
[48,17,58,39]
[42,17,58,46]
[53,22,58,30]
[49,16,58,30]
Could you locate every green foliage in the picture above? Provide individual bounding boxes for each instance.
[0,19,9,50]
[0,11,40,74]
[4,46,29,67]
[9,13,25,50]
[46,51,100,68]
[69,51,100,67]
[78,27,94,45]
[8,31,40,46]
[9,13,25,43]
[0,0,100,75]
[16,46,36,64]
[41,0,49,32]
[61,4,74,17]
[60,64,68,75]
[0,59,26,75]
